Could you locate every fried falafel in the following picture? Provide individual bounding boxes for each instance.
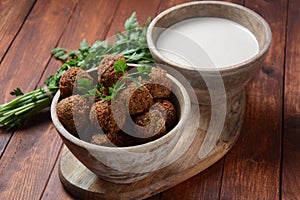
[59,67,93,98]
[89,100,126,134]
[98,54,127,88]
[152,99,177,130]
[115,82,153,115]
[145,67,172,99]
[133,110,166,143]
[56,94,90,135]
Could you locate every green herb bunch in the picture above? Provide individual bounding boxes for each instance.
[0,12,153,130]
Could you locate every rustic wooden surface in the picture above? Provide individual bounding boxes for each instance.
[0,0,298,200]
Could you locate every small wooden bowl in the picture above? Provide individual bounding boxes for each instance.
[147,1,272,104]
[50,70,191,184]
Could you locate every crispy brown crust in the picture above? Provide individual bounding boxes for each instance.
[116,82,154,115]
[59,67,93,98]
[98,55,127,88]
[152,99,177,130]
[145,67,172,99]
[133,110,166,143]
[89,100,126,134]
[56,95,90,135]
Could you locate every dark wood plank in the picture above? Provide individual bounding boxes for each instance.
[37,0,120,85]
[282,0,300,199]
[0,0,36,61]
[157,0,193,13]
[0,130,11,158]
[106,0,160,38]
[215,0,244,4]
[0,111,64,200]
[157,0,244,14]
[220,0,287,199]
[0,0,37,158]
[0,0,79,199]
[41,153,74,200]
[161,160,224,200]
[0,0,77,103]
[0,0,78,156]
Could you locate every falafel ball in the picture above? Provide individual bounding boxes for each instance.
[151,99,177,130]
[133,110,167,143]
[56,94,90,135]
[59,67,93,98]
[145,67,172,99]
[98,54,127,88]
[89,100,126,134]
[116,82,154,115]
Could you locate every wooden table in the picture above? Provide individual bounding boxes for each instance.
[0,0,299,199]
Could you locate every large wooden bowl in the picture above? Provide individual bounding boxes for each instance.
[50,69,191,184]
[147,1,272,104]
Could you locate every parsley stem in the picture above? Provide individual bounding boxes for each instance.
[0,86,58,129]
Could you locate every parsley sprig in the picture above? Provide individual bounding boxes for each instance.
[114,59,128,73]
[78,60,152,101]
[0,12,154,130]
[105,62,152,100]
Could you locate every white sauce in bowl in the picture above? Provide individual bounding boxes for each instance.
[156,17,259,68]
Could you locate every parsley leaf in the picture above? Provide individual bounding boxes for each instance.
[114,59,128,73]
[10,88,24,96]
[125,12,138,31]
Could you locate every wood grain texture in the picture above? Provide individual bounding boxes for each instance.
[160,159,224,200]
[0,110,63,200]
[0,0,79,199]
[0,0,78,156]
[282,0,300,199]
[0,0,77,103]
[0,0,36,61]
[0,130,12,158]
[38,0,120,86]
[220,0,244,3]
[220,0,287,199]
[106,0,160,38]
[41,154,74,200]
[157,0,194,13]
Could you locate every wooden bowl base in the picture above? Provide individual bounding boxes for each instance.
[59,90,245,200]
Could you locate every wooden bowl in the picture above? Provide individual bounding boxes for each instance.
[147,1,272,104]
[50,69,191,184]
